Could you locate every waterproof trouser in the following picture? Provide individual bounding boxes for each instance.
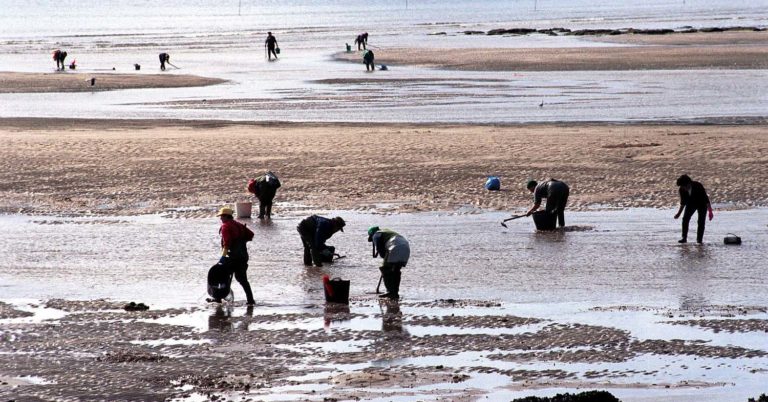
[545,183,570,228]
[222,259,255,304]
[379,263,403,299]
[682,205,707,243]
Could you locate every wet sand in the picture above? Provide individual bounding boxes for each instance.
[1,118,767,215]
[0,71,226,93]
[335,31,768,71]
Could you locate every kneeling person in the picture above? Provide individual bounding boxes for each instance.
[368,226,410,300]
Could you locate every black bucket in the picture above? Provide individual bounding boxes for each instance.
[532,210,557,231]
[724,233,742,245]
[324,277,350,304]
[207,264,233,300]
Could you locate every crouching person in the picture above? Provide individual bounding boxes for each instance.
[297,215,345,267]
[368,226,410,300]
[217,207,256,305]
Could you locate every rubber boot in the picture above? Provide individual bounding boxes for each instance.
[387,270,401,300]
[258,203,266,219]
[303,244,313,266]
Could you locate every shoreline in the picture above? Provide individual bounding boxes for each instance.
[1,118,766,216]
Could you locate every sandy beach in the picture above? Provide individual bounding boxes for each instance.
[0,72,226,93]
[336,31,768,71]
[1,118,766,216]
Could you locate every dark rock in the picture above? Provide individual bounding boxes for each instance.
[487,28,537,35]
[462,30,484,35]
[512,390,621,402]
[124,301,149,311]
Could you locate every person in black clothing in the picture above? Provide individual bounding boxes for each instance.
[265,32,279,61]
[247,172,281,219]
[674,174,713,244]
[354,34,366,50]
[363,50,375,72]
[159,52,170,70]
[526,178,570,228]
[53,49,68,71]
[297,215,345,267]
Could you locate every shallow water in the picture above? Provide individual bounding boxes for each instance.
[1,208,766,307]
[1,0,766,123]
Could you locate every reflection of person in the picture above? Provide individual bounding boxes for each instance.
[381,300,404,333]
[363,50,375,72]
[265,32,279,61]
[525,179,570,228]
[247,172,281,219]
[53,49,68,71]
[297,215,345,267]
[368,226,410,300]
[208,305,234,332]
[218,207,256,305]
[158,52,170,70]
[674,174,713,244]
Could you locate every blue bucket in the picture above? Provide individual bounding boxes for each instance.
[484,176,501,191]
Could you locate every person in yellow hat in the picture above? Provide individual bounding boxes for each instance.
[216,206,256,305]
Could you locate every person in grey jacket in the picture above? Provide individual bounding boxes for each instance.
[525,178,570,228]
[368,226,410,300]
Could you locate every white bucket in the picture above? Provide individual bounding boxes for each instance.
[235,202,252,218]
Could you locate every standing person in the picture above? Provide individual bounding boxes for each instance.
[354,34,366,50]
[368,226,410,300]
[53,49,68,71]
[297,215,345,267]
[265,32,279,61]
[158,52,170,71]
[217,207,256,305]
[673,174,713,244]
[361,32,369,47]
[363,50,375,72]
[525,178,570,228]
[247,171,281,219]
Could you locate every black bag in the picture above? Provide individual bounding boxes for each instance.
[207,264,233,300]
[319,245,336,263]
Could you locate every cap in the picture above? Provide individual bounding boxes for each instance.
[333,216,345,232]
[367,226,380,238]
[216,207,234,217]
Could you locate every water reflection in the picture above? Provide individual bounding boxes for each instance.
[380,300,408,337]
[323,303,351,329]
[208,305,234,332]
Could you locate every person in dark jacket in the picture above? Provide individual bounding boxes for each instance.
[265,32,279,61]
[247,172,281,219]
[217,207,255,305]
[297,215,345,267]
[354,33,367,50]
[368,226,410,300]
[674,174,713,244]
[526,178,570,228]
[363,50,375,72]
[53,49,68,71]
[159,52,170,70]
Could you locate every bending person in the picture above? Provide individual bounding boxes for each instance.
[297,215,345,267]
[368,226,410,300]
[217,207,256,305]
[673,174,713,244]
[525,178,570,228]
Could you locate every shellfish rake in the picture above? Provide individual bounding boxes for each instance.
[500,215,526,227]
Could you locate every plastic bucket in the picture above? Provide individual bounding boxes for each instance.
[484,176,501,191]
[532,210,557,231]
[345,43,352,52]
[235,202,252,218]
[324,278,350,304]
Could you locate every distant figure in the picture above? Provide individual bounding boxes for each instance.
[354,33,367,50]
[159,53,170,71]
[297,215,345,267]
[265,32,279,61]
[216,207,256,305]
[52,49,68,71]
[246,171,281,219]
[368,226,410,300]
[674,174,713,244]
[363,50,375,72]
[526,178,570,228]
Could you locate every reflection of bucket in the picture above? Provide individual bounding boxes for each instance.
[235,202,252,218]
[324,277,350,304]
[532,210,557,231]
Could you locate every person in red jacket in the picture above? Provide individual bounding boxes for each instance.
[217,207,256,305]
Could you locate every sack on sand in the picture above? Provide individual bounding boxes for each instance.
[319,245,336,263]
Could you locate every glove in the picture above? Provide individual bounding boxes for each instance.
[218,256,228,265]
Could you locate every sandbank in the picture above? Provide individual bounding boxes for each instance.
[1,118,766,215]
[335,31,768,71]
[0,71,227,93]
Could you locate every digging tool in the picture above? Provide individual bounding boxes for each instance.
[375,274,383,293]
[500,215,526,228]
[166,62,180,69]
